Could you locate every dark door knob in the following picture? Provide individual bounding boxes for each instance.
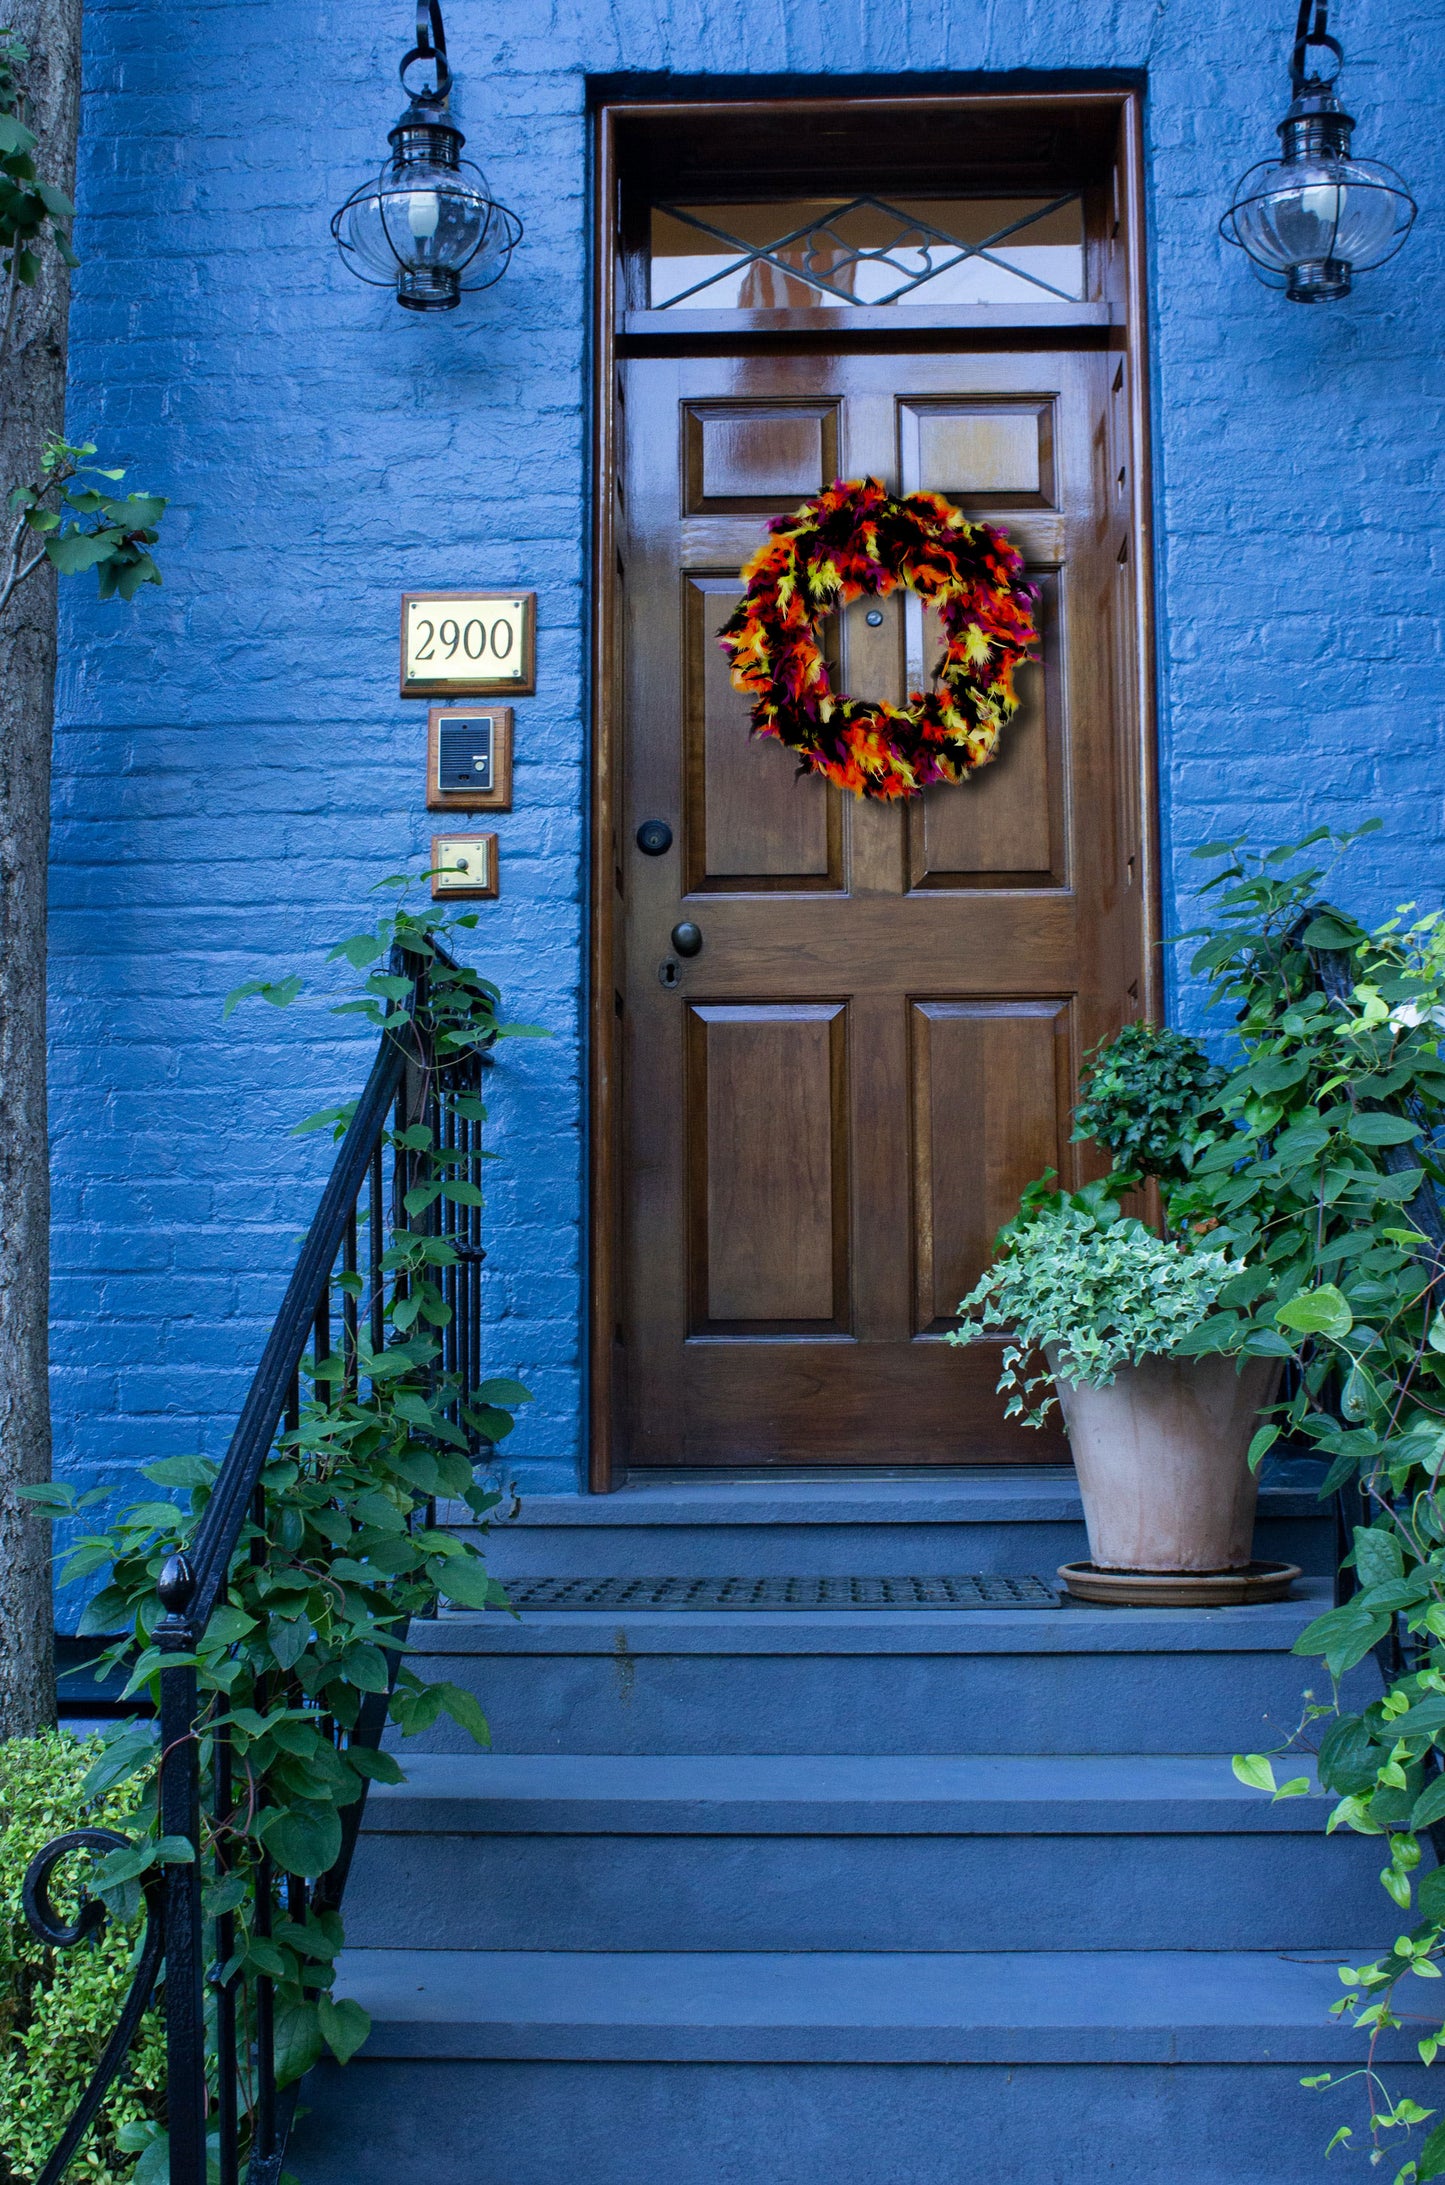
[670,921,703,958]
[636,819,673,856]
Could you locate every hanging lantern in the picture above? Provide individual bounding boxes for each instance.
[331,1,522,313]
[1220,0,1416,302]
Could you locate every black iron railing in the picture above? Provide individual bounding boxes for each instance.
[25,943,491,2185]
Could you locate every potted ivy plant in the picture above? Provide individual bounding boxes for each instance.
[950,1172,1282,1593]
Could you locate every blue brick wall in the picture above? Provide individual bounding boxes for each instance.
[51,0,1443,1527]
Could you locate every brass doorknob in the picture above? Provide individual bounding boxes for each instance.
[670,921,703,958]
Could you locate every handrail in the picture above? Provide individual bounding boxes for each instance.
[173,1013,409,1642]
[25,937,494,2185]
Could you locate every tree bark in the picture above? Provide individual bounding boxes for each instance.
[0,0,81,1738]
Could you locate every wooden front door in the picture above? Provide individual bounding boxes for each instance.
[609,342,1147,1467]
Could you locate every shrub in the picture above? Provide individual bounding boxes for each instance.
[1071,1021,1224,1185]
[0,1731,164,2185]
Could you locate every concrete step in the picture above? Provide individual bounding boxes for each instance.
[465,1462,1333,1580]
[399,1580,1368,1755]
[345,1753,1388,1953]
[291,1949,1428,2185]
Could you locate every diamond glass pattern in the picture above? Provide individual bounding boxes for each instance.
[649,194,1085,311]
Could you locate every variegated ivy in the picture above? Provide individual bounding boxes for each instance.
[949,1175,1243,1425]
[24,881,544,2160]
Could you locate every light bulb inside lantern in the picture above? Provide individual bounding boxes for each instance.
[407,190,441,240]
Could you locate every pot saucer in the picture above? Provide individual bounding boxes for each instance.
[1058,1560,1301,1607]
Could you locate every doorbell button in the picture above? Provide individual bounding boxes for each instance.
[865,609,884,626]
[636,820,673,855]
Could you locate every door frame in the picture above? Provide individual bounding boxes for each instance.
[588,86,1161,1491]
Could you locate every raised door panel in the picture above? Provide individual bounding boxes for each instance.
[898,393,1067,891]
[684,576,840,890]
[911,998,1073,1333]
[898,398,1057,509]
[907,572,1064,890]
[687,1002,849,1332]
[684,401,838,513]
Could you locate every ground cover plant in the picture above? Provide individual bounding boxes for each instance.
[16,881,540,2178]
[0,1732,165,2184]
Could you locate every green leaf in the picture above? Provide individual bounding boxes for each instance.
[436,1556,508,1611]
[1232,1753,1277,1793]
[1347,1112,1422,1146]
[45,526,114,575]
[1410,1778,1445,1832]
[1247,1423,1281,1472]
[1300,911,1360,948]
[272,1998,326,2088]
[1417,1867,1445,1928]
[1293,1600,1393,1676]
[1354,1525,1405,1591]
[1275,1285,1353,1339]
[474,1377,533,1406]
[329,932,388,969]
[260,1803,342,1878]
[318,1994,372,2065]
[267,1611,310,1669]
[435,1681,491,1748]
[346,1745,406,1784]
[1417,2118,1445,2182]
[223,974,303,1019]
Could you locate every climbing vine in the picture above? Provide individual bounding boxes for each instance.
[1075,827,1445,2181]
[24,881,543,2170]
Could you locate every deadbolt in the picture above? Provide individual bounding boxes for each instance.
[670,921,703,958]
[636,819,673,856]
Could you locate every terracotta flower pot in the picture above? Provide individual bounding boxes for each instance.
[1044,1348,1282,1573]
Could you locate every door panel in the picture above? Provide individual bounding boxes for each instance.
[684,576,841,889]
[910,998,1074,1334]
[688,1002,848,1331]
[615,344,1142,1465]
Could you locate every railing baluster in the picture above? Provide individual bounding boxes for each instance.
[369,1142,385,1358]
[252,1852,278,2172]
[342,1206,359,1395]
[157,1616,207,2185]
[213,1723,241,2185]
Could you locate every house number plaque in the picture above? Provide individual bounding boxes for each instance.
[401,591,535,698]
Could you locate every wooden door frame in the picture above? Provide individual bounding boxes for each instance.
[587,86,1161,1492]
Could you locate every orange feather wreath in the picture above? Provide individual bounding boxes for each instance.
[718,476,1038,802]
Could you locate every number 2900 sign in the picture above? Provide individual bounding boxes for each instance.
[401,592,536,696]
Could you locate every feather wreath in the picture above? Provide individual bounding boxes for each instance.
[718,476,1038,802]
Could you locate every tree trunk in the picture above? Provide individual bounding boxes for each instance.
[0,0,81,1739]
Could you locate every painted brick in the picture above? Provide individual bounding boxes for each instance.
[48,0,1445,1548]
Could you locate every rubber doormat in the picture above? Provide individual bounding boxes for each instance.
[498,1575,1060,1610]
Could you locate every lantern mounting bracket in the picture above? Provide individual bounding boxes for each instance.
[400,0,452,108]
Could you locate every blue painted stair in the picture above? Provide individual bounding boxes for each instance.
[291,1470,1432,2185]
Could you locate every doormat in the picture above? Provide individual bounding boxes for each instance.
[498,1575,1060,1610]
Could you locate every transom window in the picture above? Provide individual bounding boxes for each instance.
[648,193,1085,310]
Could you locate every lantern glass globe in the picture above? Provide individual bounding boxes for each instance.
[1230,153,1413,274]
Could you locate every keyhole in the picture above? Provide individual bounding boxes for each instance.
[658,957,681,989]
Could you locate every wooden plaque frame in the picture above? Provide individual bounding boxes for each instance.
[429,833,500,901]
[426,705,514,812]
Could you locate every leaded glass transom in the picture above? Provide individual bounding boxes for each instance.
[649,193,1085,310]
